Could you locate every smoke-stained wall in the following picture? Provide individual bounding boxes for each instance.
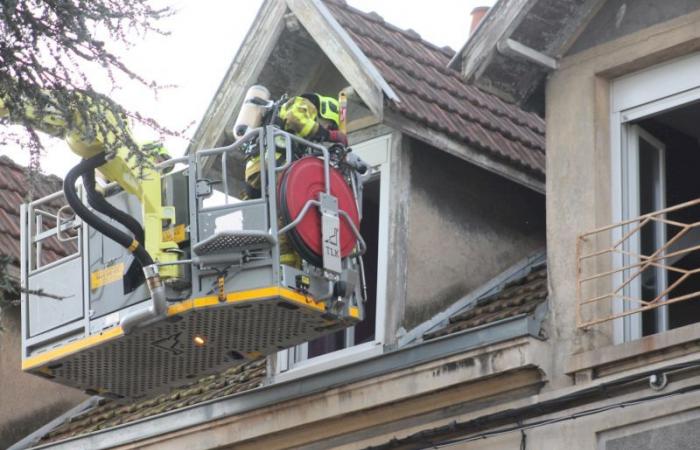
[402,140,546,329]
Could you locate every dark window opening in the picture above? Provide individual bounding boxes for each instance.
[637,101,700,335]
[308,176,380,357]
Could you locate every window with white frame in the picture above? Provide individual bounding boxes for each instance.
[276,134,391,377]
[611,52,700,343]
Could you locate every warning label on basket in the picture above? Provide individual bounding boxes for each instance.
[151,332,184,355]
[322,213,342,274]
[90,263,124,290]
[162,224,187,243]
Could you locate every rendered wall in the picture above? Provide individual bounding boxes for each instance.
[341,375,700,449]
[546,7,700,386]
[402,139,545,329]
[568,0,700,55]
[0,307,86,449]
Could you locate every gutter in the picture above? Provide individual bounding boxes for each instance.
[22,311,544,450]
[496,38,558,70]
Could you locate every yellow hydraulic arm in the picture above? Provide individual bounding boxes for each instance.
[0,94,179,277]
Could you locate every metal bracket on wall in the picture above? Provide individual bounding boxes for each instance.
[497,38,559,70]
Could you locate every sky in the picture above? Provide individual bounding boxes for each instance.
[0,0,495,177]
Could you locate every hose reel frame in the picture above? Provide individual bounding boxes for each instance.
[278,156,361,268]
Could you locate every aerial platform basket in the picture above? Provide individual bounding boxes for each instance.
[20,127,367,400]
[24,287,359,399]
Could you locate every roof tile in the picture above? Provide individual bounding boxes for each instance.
[40,359,267,445]
[323,0,545,177]
[424,262,547,340]
[0,155,70,271]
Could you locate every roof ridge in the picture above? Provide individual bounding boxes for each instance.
[323,0,456,58]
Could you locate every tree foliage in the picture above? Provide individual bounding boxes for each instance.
[0,0,174,171]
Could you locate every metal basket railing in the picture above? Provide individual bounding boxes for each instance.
[25,191,80,273]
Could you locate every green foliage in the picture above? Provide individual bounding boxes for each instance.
[0,254,18,307]
[0,0,175,171]
[0,254,18,332]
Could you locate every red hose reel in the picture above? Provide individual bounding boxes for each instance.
[279,156,360,267]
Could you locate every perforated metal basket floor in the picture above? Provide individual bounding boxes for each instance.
[26,289,359,400]
[192,231,276,256]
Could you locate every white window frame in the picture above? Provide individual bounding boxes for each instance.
[275,134,392,381]
[611,52,700,343]
[618,125,667,341]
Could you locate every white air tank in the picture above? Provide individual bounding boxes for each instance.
[233,85,271,140]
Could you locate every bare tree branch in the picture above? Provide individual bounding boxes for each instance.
[19,287,67,301]
[0,0,179,176]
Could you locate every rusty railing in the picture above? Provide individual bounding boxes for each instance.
[577,198,700,329]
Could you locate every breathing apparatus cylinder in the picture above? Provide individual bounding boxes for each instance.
[233,85,271,140]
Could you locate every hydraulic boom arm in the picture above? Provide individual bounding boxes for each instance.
[0,92,178,276]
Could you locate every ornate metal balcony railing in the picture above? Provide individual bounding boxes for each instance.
[577,198,700,329]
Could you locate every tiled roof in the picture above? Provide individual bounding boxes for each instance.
[0,155,68,274]
[37,359,266,445]
[424,262,547,340]
[323,0,546,178]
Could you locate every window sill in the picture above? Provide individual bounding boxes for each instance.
[273,340,384,383]
[567,322,700,378]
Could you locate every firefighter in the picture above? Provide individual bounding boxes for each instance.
[243,93,348,267]
[278,93,347,145]
[243,93,347,198]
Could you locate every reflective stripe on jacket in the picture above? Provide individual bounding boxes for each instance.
[278,96,319,138]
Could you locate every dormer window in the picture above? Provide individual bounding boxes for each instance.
[276,134,392,377]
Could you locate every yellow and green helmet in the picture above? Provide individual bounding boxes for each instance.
[278,96,319,138]
[300,93,340,128]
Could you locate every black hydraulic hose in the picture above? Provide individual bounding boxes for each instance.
[83,169,146,293]
[83,170,145,246]
[63,153,154,267]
